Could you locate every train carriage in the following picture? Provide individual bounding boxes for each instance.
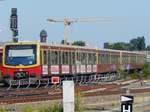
[0,41,145,87]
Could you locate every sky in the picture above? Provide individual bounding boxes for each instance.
[0,0,150,48]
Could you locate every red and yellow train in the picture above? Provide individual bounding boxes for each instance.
[0,42,145,87]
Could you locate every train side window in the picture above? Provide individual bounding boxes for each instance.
[76,52,81,64]
[59,51,61,65]
[131,55,136,63]
[100,54,104,64]
[125,55,129,64]
[62,51,69,65]
[48,50,51,65]
[98,54,101,64]
[101,52,109,64]
[122,55,125,64]
[111,54,115,64]
[43,50,47,64]
[68,52,71,65]
[77,52,80,62]
[51,51,59,65]
[81,53,87,64]
[112,54,118,64]
[93,53,96,64]
[71,52,75,65]
[88,53,92,64]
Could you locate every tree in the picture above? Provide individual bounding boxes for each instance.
[130,38,138,51]
[112,42,125,50]
[129,36,145,51]
[146,45,150,51]
[72,41,85,46]
[61,40,69,45]
[137,36,145,50]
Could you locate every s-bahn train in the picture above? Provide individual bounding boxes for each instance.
[0,42,145,87]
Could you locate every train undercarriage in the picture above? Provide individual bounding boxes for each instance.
[3,72,120,90]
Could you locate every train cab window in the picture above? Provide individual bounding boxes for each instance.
[51,51,59,65]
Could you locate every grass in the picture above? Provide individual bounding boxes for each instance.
[0,89,84,112]
[75,91,83,112]
[19,94,83,112]
[23,105,34,112]
[39,104,63,112]
[0,108,6,112]
[21,104,63,112]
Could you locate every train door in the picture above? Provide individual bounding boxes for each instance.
[61,51,70,74]
[80,51,87,74]
[50,50,59,75]
[41,49,49,77]
[70,51,75,74]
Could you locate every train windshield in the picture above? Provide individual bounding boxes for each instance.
[5,44,37,66]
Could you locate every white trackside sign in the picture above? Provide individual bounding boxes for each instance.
[121,95,134,112]
[121,96,133,102]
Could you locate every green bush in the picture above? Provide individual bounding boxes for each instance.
[142,63,150,78]
[130,71,139,79]
[117,69,129,79]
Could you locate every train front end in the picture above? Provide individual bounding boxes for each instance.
[2,42,41,84]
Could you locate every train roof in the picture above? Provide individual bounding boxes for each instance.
[4,41,145,55]
[40,42,145,55]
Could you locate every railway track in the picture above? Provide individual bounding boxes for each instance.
[0,83,118,104]
[0,80,149,104]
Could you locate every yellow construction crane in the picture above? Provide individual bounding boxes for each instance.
[47,17,115,45]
